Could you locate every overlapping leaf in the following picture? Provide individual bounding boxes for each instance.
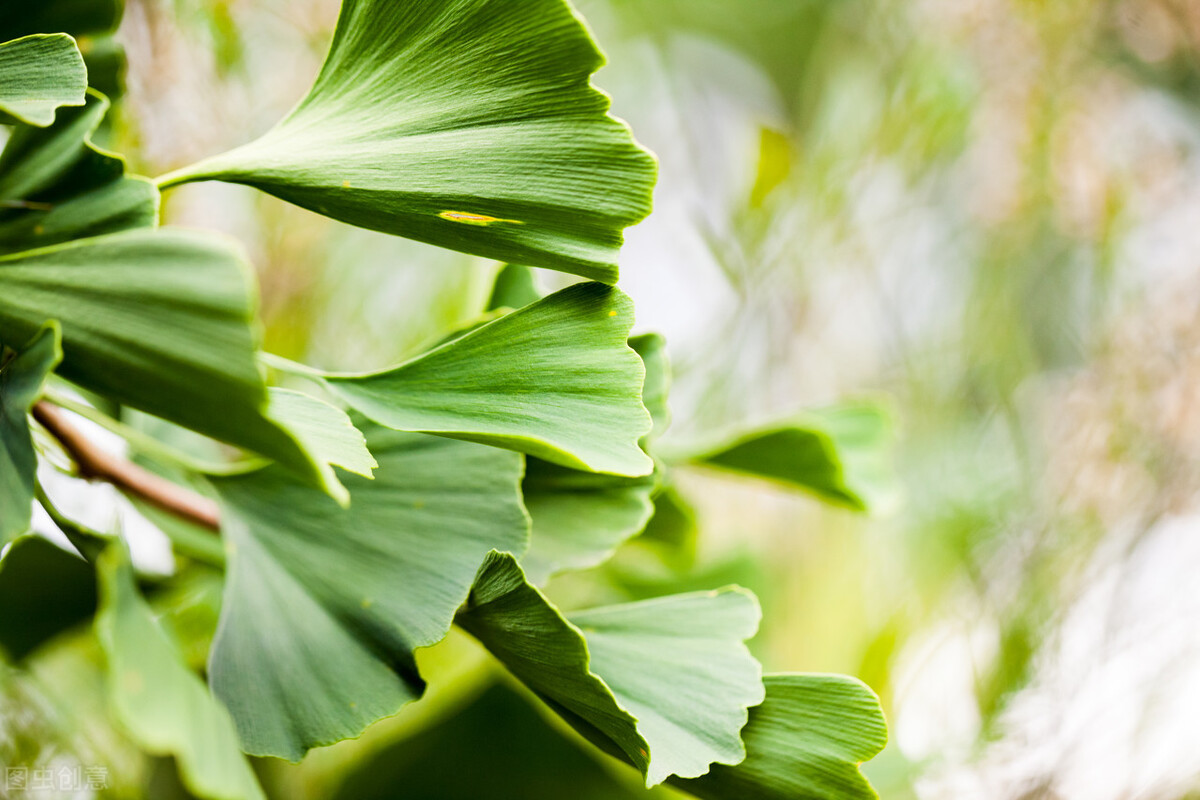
[458,552,763,786]
[266,388,376,479]
[0,91,157,255]
[157,0,656,282]
[519,333,669,583]
[208,424,528,760]
[0,535,95,661]
[95,544,266,800]
[0,229,329,492]
[688,402,896,512]
[0,0,128,99]
[0,34,86,127]
[675,674,887,800]
[0,323,60,544]
[328,282,653,477]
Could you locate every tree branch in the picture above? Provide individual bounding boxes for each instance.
[32,401,222,533]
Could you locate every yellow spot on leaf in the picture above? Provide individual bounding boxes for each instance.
[33,224,44,235]
[361,598,374,609]
[608,310,618,318]
[638,748,648,758]
[438,210,524,227]
[342,180,352,188]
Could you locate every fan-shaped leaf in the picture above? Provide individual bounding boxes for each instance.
[328,282,653,477]
[0,323,60,544]
[0,0,128,99]
[208,425,528,760]
[158,0,656,282]
[0,34,86,127]
[0,229,330,494]
[96,544,266,800]
[458,552,763,786]
[0,91,157,255]
[266,388,376,479]
[688,402,896,512]
[674,674,887,800]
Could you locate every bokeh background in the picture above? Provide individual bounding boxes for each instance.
[8,1,1200,798]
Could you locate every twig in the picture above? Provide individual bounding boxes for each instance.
[32,401,221,533]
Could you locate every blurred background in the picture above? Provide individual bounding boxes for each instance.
[9,0,1200,798]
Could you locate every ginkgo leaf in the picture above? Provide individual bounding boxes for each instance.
[0,91,157,255]
[487,264,542,311]
[458,552,764,787]
[95,543,267,800]
[266,388,376,479]
[0,229,330,493]
[0,535,95,661]
[674,674,887,800]
[686,402,896,512]
[519,331,669,583]
[331,683,658,800]
[0,34,86,127]
[0,0,128,99]
[208,424,528,760]
[0,323,61,544]
[520,458,657,584]
[328,282,653,477]
[156,0,656,283]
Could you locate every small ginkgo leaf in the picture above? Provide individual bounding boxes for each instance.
[96,543,267,800]
[0,535,95,661]
[687,402,897,512]
[328,282,654,477]
[487,264,542,312]
[0,229,331,494]
[208,424,528,761]
[267,388,376,479]
[674,674,888,800]
[0,34,86,127]
[0,0,128,100]
[157,0,656,282]
[0,90,158,255]
[0,323,61,544]
[458,552,764,787]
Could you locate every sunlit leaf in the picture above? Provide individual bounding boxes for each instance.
[0,229,329,493]
[0,91,157,255]
[458,552,763,786]
[0,34,86,127]
[674,674,887,800]
[0,535,94,661]
[328,282,653,477]
[266,388,376,479]
[158,0,656,282]
[208,425,528,760]
[0,323,60,544]
[688,402,896,512]
[95,543,267,800]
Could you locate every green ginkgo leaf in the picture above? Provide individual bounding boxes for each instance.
[0,535,95,661]
[0,323,61,544]
[266,388,376,479]
[208,424,528,760]
[687,402,897,512]
[0,90,157,255]
[0,229,329,493]
[458,552,764,787]
[0,34,86,127]
[674,674,887,800]
[487,264,542,312]
[328,282,654,477]
[96,543,267,800]
[519,331,669,583]
[0,0,128,100]
[157,0,656,283]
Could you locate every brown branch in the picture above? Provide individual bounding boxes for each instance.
[32,401,221,533]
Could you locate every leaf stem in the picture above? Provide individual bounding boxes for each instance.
[32,401,222,533]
